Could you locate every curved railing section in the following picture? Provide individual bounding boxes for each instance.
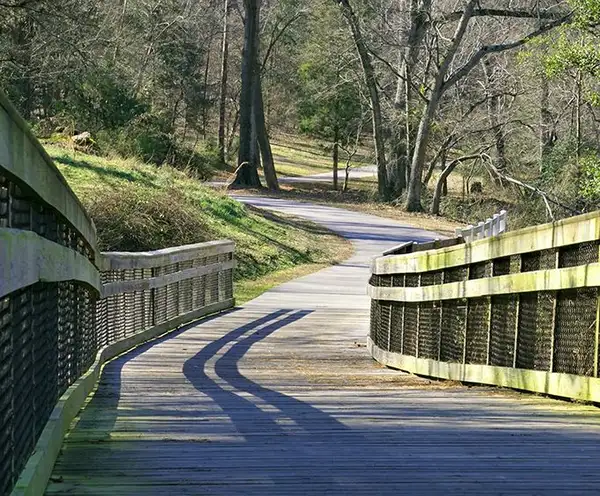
[96,242,235,348]
[368,211,600,403]
[0,91,235,496]
[0,91,100,496]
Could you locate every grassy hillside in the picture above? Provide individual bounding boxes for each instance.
[269,133,372,178]
[46,145,352,303]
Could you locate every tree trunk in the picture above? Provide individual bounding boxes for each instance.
[405,0,477,212]
[390,0,431,198]
[575,69,582,160]
[254,67,279,190]
[333,126,339,190]
[217,0,230,164]
[431,154,480,215]
[201,34,213,140]
[406,93,439,211]
[338,0,389,200]
[482,61,508,172]
[231,0,262,189]
[226,106,240,159]
[539,73,553,165]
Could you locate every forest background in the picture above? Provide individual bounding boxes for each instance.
[2,0,600,229]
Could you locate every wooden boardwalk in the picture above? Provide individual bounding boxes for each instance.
[48,199,600,495]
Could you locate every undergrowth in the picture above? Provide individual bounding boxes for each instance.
[47,145,351,288]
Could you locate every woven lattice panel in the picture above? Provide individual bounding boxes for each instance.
[440,300,466,363]
[493,257,510,276]
[1,162,99,496]
[57,282,76,395]
[405,274,419,288]
[32,285,59,439]
[378,302,391,351]
[205,256,220,306]
[0,175,8,229]
[391,274,405,288]
[445,266,468,283]
[11,288,35,489]
[516,292,554,371]
[192,258,207,310]
[178,261,194,315]
[522,249,557,272]
[155,263,180,324]
[554,289,597,376]
[219,253,234,301]
[521,251,541,272]
[370,300,379,343]
[418,302,441,359]
[465,297,490,364]
[420,272,434,287]
[389,302,404,353]
[559,242,599,268]
[403,303,418,356]
[420,271,443,287]
[489,295,517,367]
[0,293,11,496]
[469,262,491,280]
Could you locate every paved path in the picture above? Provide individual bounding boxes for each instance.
[48,199,600,495]
[206,165,376,188]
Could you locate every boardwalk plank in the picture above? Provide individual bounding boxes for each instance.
[47,198,600,495]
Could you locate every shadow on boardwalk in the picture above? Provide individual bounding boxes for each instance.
[183,309,357,490]
[49,309,600,494]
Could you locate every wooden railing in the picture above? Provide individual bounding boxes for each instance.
[455,209,507,241]
[0,91,235,496]
[368,211,600,403]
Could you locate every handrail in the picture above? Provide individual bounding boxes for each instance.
[0,90,236,496]
[368,210,600,404]
[0,91,96,248]
[455,210,507,242]
[381,211,507,258]
[372,209,600,275]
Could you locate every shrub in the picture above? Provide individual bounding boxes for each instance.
[108,113,174,165]
[84,187,210,252]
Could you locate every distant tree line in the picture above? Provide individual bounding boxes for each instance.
[2,0,600,219]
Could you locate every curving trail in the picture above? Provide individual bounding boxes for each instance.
[47,198,600,495]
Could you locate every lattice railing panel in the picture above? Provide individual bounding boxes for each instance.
[465,297,490,365]
[440,300,466,363]
[418,302,440,359]
[554,289,597,376]
[389,302,404,353]
[369,210,600,403]
[489,295,517,367]
[2,164,235,496]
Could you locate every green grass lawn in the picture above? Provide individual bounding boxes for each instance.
[45,144,352,303]
[269,133,372,178]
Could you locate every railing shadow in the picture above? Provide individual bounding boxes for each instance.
[52,308,600,493]
[183,309,360,489]
[68,309,240,439]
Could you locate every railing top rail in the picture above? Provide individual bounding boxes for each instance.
[455,209,507,242]
[0,90,96,247]
[372,210,600,275]
[98,239,235,270]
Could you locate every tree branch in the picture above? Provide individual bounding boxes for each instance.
[484,161,580,216]
[442,14,572,93]
[439,8,570,23]
[261,11,305,72]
